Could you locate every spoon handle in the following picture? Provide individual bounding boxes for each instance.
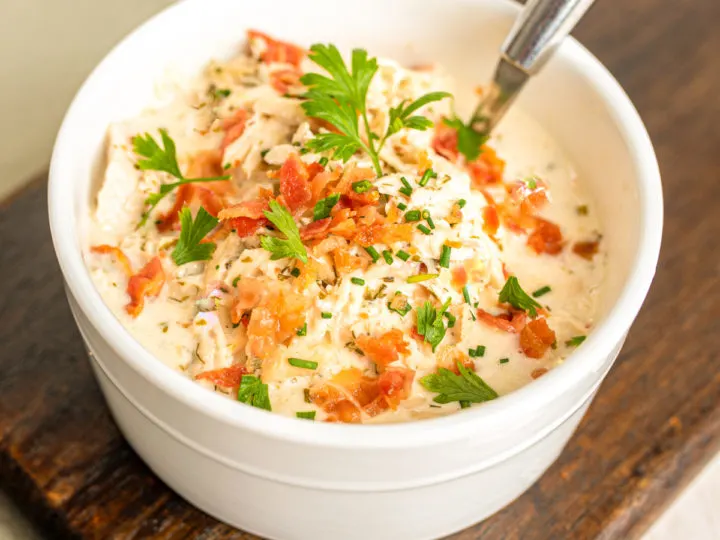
[503,0,596,74]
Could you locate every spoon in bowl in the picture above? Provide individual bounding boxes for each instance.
[472,0,596,134]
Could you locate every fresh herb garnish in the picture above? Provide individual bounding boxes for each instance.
[296,323,308,336]
[351,277,365,286]
[321,312,333,319]
[404,210,421,222]
[439,245,452,268]
[364,246,380,263]
[407,273,438,284]
[420,361,498,404]
[443,311,456,328]
[418,168,437,187]
[566,335,586,347]
[300,44,450,176]
[387,293,412,317]
[442,116,489,162]
[532,285,552,298]
[499,357,509,364]
[397,202,408,211]
[237,375,272,411]
[313,193,341,221]
[296,411,316,420]
[417,224,432,235]
[382,250,394,264]
[171,207,218,265]
[498,276,542,317]
[214,88,231,98]
[132,129,230,226]
[260,200,308,263]
[457,199,467,209]
[288,358,319,370]
[399,177,413,197]
[352,179,372,193]
[396,250,410,261]
[415,298,451,351]
[318,157,329,167]
[468,345,485,358]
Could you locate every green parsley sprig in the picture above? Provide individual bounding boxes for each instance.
[237,375,272,411]
[416,298,452,351]
[132,129,231,226]
[420,361,498,405]
[498,276,542,317]
[443,116,489,162]
[171,207,219,265]
[260,200,308,263]
[300,44,450,176]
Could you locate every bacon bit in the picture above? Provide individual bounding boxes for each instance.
[520,318,556,359]
[310,168,340,204]
[527,218,564,255]
[476,308,527,333]
[346,188,380,207]
[91,245,133,277]
[355,329,410,369]
[221,109,249,152]
[333,165,375,196]
[246,289,307,358]
[269,68,302,94]
[482,205,500,236]
[279,154,312,212]
[354,204,384,227]
[247,30,305,67]
[446,203,464,225]
[432,121,460,161]
[299,218,331,241]
[572,240,600,260]
[436,346,474,374]
[231,277,265,324]
[507,179,549,215]
[228,216,268,237]
[219,198,269,221]
[375,368,415,410]
[196,364,248,389]
[126,256,165,317]
[467,146,505,186]
[531,367,549,379]
[156,182,226,233]
[309,368,380,423]
[332,246,368,275]
[451,266,468,289]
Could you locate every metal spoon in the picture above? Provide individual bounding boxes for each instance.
[472,0,596,134]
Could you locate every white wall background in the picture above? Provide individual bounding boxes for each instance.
[0,0,174,198]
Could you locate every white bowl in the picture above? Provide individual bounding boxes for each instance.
[48,0,663,538]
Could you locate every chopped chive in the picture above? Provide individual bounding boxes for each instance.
[352,180,372,193]
[303,388,312,403]
[417,224,432,235]
[457,199,467,209]
[396,250,410,261]
[387,294,412,317]
[462,285,472,304]
[566,335,586,347]
[223,162,232,170]
[407,273,439,283]
[232,276,241,287]
[439,245,452,268]
[296,323,307,336]
[404,210,421,222]
[418,168,437,187]
[288,357,318,370]
[318,157,329,167]
[576,204,589,216]
[469,348,477,358]
[459,400,471,409]
[214,88,231,98]
[290,267,301,278]
[525,176,538,189]
[299,147,310,155]
[499,357,510,364]
[351,277,365,286]
[364,246,380,263]
[296,411,316,420]
[443,311,456,328]
[313,193,341,221]
[399,177,413,196]
[426,216,435,229]
[421,210,430,220]
[397,202,408,211]
[382,250,393,264]
[532,285,552,298]
[475,345,485,357]
[321,312,332,319]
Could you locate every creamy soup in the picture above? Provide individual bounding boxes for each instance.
[85,31,604,423]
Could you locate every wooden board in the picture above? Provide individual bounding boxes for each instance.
[1,0,718,538]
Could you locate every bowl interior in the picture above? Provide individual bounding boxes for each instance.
[50,0,662,436]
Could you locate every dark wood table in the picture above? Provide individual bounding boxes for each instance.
[1,0,718,538]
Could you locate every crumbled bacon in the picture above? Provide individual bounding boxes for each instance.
[572,240,600,260]
[482,205,500,236]
[431,121,459,161]
[374,368,415,410]
[91,245,133,277]
[126,256,165,317]
[520,318,556,358]
[269,68,302,94]
[228,216,268,237]
[446,203,463,225]
[196,364,248,389]
[355,329,410,369]
[436,346,474,374]
[451,265,468,289]
[507,179,549,215]
[531,368,549,379]
[527,218,564,255]
[231,277,265,324]
[300,218,332,240]
[221,109,249,152]
[218,198,269,220]
[247,30,305,67]
[155,183,225,232]
[332,246,368,275]
[476,308,527,333]
[467,146,505,186]
[246,288,307,359]
[279,154,313,212]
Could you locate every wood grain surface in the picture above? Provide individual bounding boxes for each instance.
[1,0,718,538]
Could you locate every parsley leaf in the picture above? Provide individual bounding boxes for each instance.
[237,375,272,411]
[301,44,450,176]
[260,200,308,263]
[415,298,452,351]
[171,207,218,265]
[566,335,586,347]
[498,276,542,317]
[443,117,489,162]
[132,129,231,226]
[313,193,341,221]
[420,362,498,405]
